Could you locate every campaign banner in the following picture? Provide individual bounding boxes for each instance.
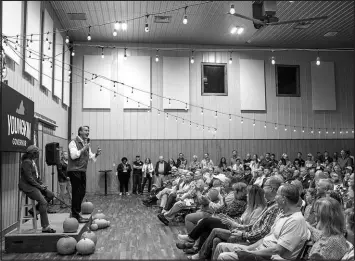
[1,83,34,152]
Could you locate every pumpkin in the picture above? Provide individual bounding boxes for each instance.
[92,219,110,229]
[56,235,77,255]
[76,238,95,255]
[63,217,79,233]
[82,230,98,245]
[90,223,99,231]
[81,200,94,214]
[93,213,106,220]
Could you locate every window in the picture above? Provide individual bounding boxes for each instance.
[276,65,300,97]
[201,63,228,96]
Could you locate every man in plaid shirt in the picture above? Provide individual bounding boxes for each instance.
[187,177,282,260]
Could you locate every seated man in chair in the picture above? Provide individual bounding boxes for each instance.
[19,145,56,233]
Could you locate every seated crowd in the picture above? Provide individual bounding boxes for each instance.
[139,149,354,260]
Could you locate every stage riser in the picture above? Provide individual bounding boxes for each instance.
[5,213,91,253]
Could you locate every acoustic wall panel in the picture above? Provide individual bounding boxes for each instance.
[25,1,41,80]
[2,1,22,64]
[311,61,336,111]
[117,56,151,109]
[63,46,70,106]
[41,10,54,90]
[83,55,111,109]
[54,30,63,99]
[239,59,266,111]
[163,57,190,110]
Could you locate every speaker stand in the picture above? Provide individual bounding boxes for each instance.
[48,166,57,213]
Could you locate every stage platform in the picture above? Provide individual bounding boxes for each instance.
[4,213,92,253]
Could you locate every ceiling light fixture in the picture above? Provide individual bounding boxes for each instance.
[122,21,127,31]
[145,15,150,32]
[155,49,159,62]
[229,51,233,64]
[230,4,235,14]
[316,51,320,66]
[101,47,104,59]
[113,29,117,36]
[87,26,91,41]
[183,6,188,24]
[65,31,69,43]
[115,21,121,30]
[124,48,127,60]
[190,50,194,64]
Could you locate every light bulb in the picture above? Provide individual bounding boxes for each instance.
[230,4,235,14]
[241,118,243,124]
[316,57,320,66]
[215,111,217,118]
[113,30,117,36]
[115,22,121,30]
[65,35,69,43]
[87,34,91,41]
[145,23,149,32]
[253,121,255,126]
[231,27,237,34]
[191,57,194,64]
[229,57,232,64]
[101,54,104,59]
[155,55,159,62]
[71,50,75,56]
[229,115,232,121]
[122,21,127,31]
[183,15,188,24]
[271,57,275,65]
[237,27,244,34]
[124,54,127,60]
[302,129,305,133]
[264,124,267,128]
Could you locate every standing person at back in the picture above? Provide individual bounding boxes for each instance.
[230,150,238,166]
[132,155,144,195]
[155,156,170,188]
[177,153,188,170]
[67,126,101,223]
[57,151,71,208]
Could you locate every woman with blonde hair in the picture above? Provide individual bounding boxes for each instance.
[182,185,266,259]
[142,158,154,193]
[307,197,349,260]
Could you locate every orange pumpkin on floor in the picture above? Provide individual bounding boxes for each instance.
[93,213,106,220]
[81,200,94,214]
[92,219,110,229]
[63,217,79,233]
[90,223,99,231]
[76,238,95,255]
[82,230,98,245]
[56,235,77,255]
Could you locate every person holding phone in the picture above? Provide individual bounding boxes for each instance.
[67,126,101,223]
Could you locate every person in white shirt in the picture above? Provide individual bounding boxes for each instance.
[142,158,154,193]
[214,184,309,261]
[201,153,214,169]
[67,126,101,223]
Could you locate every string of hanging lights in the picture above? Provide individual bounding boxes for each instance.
[5,40,218,134]
[3,1,213,39]
[4,37,354,136]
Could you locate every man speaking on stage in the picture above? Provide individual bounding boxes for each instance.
[68,126,101,223]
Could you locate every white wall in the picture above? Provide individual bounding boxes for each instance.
[71,45,353,140]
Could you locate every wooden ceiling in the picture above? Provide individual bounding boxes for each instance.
[50,1,354,49]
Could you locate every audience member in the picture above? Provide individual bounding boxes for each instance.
[307,197,348,260]
[214,184,309,260]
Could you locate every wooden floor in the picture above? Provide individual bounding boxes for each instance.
[1,194,188,260]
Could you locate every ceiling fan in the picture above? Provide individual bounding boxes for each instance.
[228,1,329,42]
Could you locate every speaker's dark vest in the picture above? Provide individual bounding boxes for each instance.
[67,137,90,172]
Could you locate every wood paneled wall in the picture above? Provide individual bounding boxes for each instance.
[86,139,354,194]
[1,133,68,233]
[71,46,354,140]
[4,1,68,139]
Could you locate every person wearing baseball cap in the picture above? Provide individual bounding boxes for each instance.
[19,145,56,233]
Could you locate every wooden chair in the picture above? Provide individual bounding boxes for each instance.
[18,190,37,233]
